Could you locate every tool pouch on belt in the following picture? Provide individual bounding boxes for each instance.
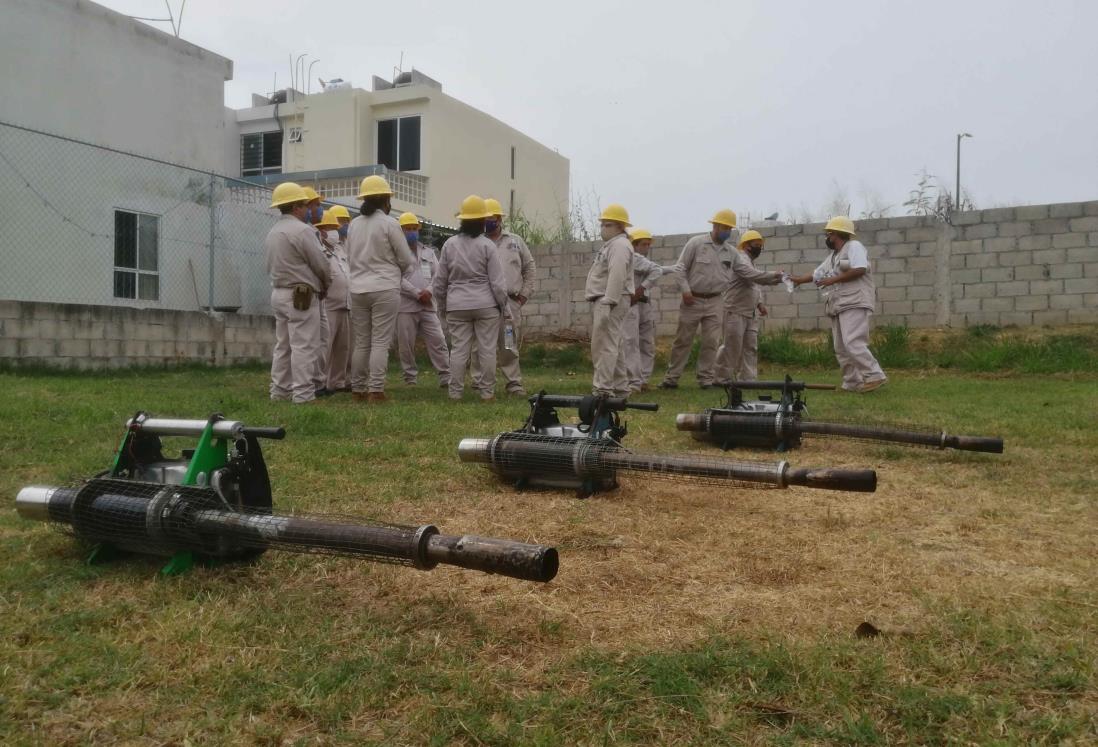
[292,284,314,311]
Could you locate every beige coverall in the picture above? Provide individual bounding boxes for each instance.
[491,231,536,393]
[346,211,415,394]
[716,249,782,383]
[264,214,332,404]
[432,234,510,400]
[812,240,886,390]
[585,233,635,396]
[661,233,737,387]
[322,239,352,391]
[624,251,664,390]
[397,242,450,386]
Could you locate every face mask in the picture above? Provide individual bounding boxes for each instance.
[600,226,617,241]
[326,230,340,244]
[337,225,348,238]
[404,231,419,245]
[748,247,762,259]
[715,229,732,243]
[308,206,322,224]
[825,237,836,251]
[485,219,500,234]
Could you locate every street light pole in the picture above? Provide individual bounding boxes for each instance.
[956,132,973,211]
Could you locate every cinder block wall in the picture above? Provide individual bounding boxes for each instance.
[0,301,273,369]
[521,200,1098,337]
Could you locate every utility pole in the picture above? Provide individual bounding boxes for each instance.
[956,132,973,211]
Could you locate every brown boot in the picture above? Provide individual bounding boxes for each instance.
[352,391,369,402]
[367,392,389,403]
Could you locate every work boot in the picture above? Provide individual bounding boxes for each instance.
[658,381,678,390]
[639,383,651,392]
[480,395,496,403]
[859,378,888,393]
[366,392,389,403]
[352,391,369,402]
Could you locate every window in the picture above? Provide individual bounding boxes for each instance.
[114,210,159,301]
[376,115,421,171]
[510,146,516,180]
[241,131,283,176]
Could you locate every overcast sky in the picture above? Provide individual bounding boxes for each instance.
[103,0,1097,234]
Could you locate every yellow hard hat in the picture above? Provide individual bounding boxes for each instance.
[457,195,491,220]
[302,186,321,201]
[357,175,393,199]
[824,216,857,237]
[398,212,421,228]
[269,182,308,208]
[738,229,764,249]
[315,209,340,229]
[484,198,504,216]
[328,205,351,220]
[709,209,738,228]
[629,228,653,242]
[600,203,631,226]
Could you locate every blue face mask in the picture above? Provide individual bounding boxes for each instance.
[485,219,500,233]
[404,230,419,245]
[307,206,323,224]
[716,229,732,243]
[337,224,348,238]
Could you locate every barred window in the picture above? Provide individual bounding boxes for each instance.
[241,131,283,176]
[114,210,159,301]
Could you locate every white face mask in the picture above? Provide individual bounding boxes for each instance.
[326,230,340,244]
[600,225,617,242]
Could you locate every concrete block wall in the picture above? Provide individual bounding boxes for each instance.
[0,301,274,369]
[521,199,1098,337]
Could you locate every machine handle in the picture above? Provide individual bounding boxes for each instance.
[726,380,835,391]
[784,467,877,493]
[242,426,287,440]
[530,394,659,412]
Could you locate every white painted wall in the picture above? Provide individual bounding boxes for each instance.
[0,0,235,173]
[232,83,570,229]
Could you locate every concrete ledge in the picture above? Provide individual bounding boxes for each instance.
[1,301,273,369]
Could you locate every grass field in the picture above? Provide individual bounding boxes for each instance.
[1,342,1096,744]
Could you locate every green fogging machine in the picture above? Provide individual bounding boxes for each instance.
[676,376,1004,453]
[458,392,877,498]
[16,413,557,582]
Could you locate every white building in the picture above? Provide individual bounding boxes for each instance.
[0,0,237,173]
[232,70,571,229]
[0,0,569,316]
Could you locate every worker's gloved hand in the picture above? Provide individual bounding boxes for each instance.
[682,292,696,306]
[417,290,432,304]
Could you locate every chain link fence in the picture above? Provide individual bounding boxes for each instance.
[0,119,281,315]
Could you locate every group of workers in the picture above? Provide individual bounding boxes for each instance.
[264,175,886,405]
[584,205,886,397]
[263,176,534,404]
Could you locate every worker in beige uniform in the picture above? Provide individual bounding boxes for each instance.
[264,182,332,404]
[396,212,451,388]
[715,230,784,383]
[790,216,887,392]
[346,175,415,403]
[327,204,354,390]
[310,210,342,397]
[317,208,352,393]
[586,204,635,397]
[659,209,739,389]
[623,228,663,393]
[482,197,536,396]
[432,195,510,401]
